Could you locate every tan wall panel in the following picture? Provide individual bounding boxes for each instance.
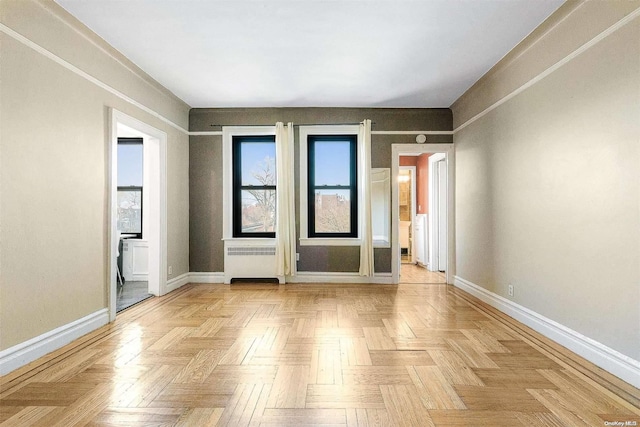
[0,1,189,350]
[454,15,640,359]
[452,0,640,128]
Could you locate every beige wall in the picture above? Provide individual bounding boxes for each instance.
[0,0,190,350]
[453,2,640,360]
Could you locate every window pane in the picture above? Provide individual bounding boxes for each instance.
[241,142,276,186]
[314,189,351,233]
[241,189,276,233]
[117,144,143,186]
[314,140,351,186]
[117,190,142,233]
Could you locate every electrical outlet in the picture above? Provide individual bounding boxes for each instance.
[508,284,514,297]
[296,253,300,261]
[168,266,173,275]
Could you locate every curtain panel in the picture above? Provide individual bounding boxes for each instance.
[359,119,374,276]
[274,122,297,277]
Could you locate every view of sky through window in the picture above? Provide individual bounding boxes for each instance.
[314,140,351,185]
[117,144,143,186]
[241,142,276,186]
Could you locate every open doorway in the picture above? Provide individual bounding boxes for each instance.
[398,165,416,264]
[109,109,167,321]
[392,143,454,285]
[115,136,152,312]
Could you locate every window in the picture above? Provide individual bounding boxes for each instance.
[117,138,143,238]
[308,135,357,237]
[232,135,276,238]
[298,125,361,246]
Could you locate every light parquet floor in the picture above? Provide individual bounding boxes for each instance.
[400,264,446,284]
[1,283,638,426]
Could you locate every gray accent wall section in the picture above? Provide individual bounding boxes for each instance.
[189,108,452,273]
[452,5,640,360]
[189,136,224,272]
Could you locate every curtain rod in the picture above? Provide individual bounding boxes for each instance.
[209,122,373,128]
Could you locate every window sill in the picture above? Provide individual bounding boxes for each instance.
[373,239,390,248]
[299,237,361,247]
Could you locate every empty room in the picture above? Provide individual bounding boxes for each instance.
[1,0,639,425]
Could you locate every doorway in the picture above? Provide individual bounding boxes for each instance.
[391,143,454,285]
[115,136,152,312]
[109,109,167,321]
[398,165,416,264]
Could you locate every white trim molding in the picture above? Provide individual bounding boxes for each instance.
[290,272,393,284]
[0,309,109,376]
[453,6,640,134]
[188,272,226,284]
[454,276,640,389]
[166,272,191,292]
[0,23,189,135]
[189,131,224,136]
[372,130,454,135]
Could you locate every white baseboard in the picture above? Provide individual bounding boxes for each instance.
[188,272,225,284]
[454,276,640,389]
[132,273,148,282]
[0,308,109,376]
[289,272,394,284]
[183,271,393,285]
[165,272,191,293]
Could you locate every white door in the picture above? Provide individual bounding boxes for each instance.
[428,154,447,273]
[437,161,447,272]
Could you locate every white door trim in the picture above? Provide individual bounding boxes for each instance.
[109,109,167,322]
[392,144,454,284]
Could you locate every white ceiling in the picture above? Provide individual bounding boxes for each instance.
[55,0,563,108]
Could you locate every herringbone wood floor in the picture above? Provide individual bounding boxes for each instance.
[1,283,638,426]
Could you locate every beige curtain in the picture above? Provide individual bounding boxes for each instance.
[275,122,297,277]
[359,119,374,276]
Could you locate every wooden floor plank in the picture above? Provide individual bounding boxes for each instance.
[1,282,637,425]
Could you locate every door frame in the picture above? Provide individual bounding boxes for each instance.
[391,143,454,284]
[109,108,167,321]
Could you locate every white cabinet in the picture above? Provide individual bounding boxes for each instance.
[122,239,148,281]
[414,214,428,266]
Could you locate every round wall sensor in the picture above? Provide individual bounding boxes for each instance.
[416,134,427,143]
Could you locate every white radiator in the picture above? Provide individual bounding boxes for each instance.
[223,241,283,284]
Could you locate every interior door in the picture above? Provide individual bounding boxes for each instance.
[437,160,447,271]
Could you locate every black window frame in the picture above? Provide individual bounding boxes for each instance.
[232,135,277,238]
[307,134,358,238]
[117,186,143,239]
[117,137,143,239]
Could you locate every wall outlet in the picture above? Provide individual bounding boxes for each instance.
[508,284,514,297]
[168,265,173,275]
[296,253,300,261]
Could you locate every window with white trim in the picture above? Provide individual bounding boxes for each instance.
[299,125,362,246]
[222,126,277,240]
[233,135,276,238]
[308,135,357,237]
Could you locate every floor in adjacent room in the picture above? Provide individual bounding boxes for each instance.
[116,280,153,312]
[1,282,638,426]
[400,263,446,284]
